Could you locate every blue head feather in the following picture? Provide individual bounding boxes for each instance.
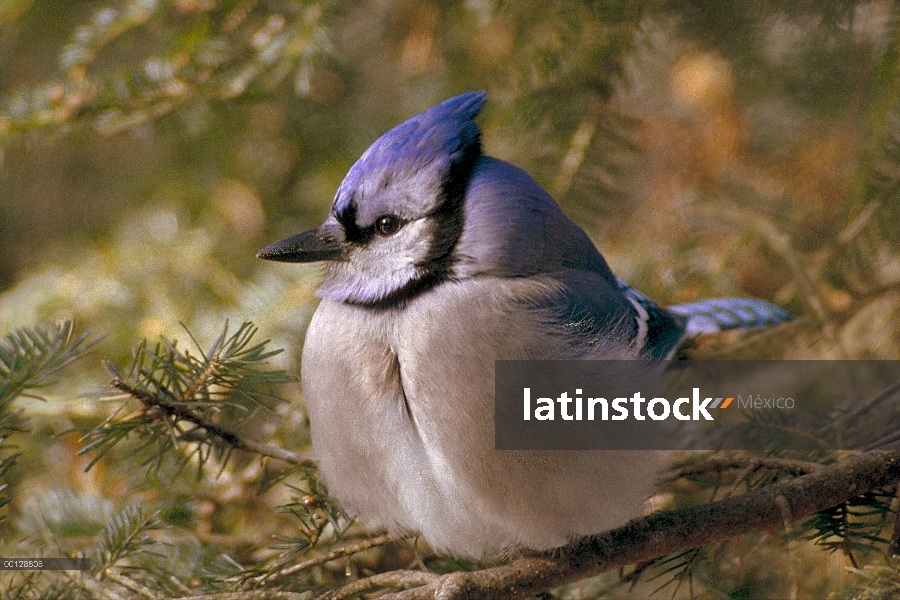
[332,91,487,230]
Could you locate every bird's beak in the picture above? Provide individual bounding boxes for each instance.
[257,225,345,263]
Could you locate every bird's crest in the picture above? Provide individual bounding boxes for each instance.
[333,91,487,221]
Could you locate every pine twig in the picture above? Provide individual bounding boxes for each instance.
[663,455,824,482]
[104,568,165,600]
[111,378,311,465]
[66,570,127,600]
[319,570,441,600]
[251,533,409,584]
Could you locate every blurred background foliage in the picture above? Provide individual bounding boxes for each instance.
[1,0,900,597]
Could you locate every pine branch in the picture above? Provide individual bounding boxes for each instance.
[105,568,166,600]
[1,0,333,139]
[838,560,900,599]
[94,505,165,573]
[67,570,129,600]
[325,571,441,600]
[244,472,354,583]
[109,378,309,466]
[663,455,825,482]
[0,321,98,525]
[0,320,100,407]
[247,533,407,586]
[805,488,897,562]
[320,451,900,600]
[80,321,307,474]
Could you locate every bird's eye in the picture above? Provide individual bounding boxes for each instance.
[374,215,402,236]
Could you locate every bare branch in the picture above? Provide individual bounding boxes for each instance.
[374,451,900,600]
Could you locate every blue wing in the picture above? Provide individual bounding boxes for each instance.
[614,280,686,359]
[614,279,793,358]
[531,272,684,360]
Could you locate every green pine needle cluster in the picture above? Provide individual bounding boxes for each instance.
[81,321,296,476]
[834,559,900,600]
[805,489,898,566]
[0,320,355,598]
[3,0,332,139]
[94,504,166,574]
[0,320,99,407]
[0,321,99,526]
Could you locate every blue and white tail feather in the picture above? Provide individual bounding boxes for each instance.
[615,278,793,358]
[668,297,793,337]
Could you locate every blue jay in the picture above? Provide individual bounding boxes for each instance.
[258,91,792,557]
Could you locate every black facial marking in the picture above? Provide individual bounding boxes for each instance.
[347,270,451,311]
[352,137,483,311]
[335,198,362,242]
[417,137,482,276]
